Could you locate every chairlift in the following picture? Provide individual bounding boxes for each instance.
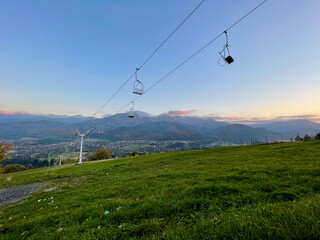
[98,126,104,135]
[133,68,144,95]
[218,31,234,67]
[128,101,135,118]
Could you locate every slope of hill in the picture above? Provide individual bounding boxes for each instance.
[154,115,228,133]
[103,121,202,141]
[1,141,320,239]
[0,120,75,140]
[0,113,89,124]
[210,124,280,143]
[253,119,320,132]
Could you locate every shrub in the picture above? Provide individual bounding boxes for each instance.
[0,142,13,162]
[131,151,139,156]
[295,135,302,142]
[4,164,26,173]
[88,147,111,161]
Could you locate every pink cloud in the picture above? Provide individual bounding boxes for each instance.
[203,113,320,124]
[164,110,197,117]
[0,110,28,115]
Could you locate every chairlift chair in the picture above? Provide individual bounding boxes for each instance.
[98,126,104,135]
[128,112,135,118]
[128,101,135,118]
[218,31,234,67]
[133,68,144,95]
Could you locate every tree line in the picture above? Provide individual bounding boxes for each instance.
[295,133,320,142]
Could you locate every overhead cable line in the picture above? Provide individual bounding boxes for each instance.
[78,0,206,132]
[89,0,268,135]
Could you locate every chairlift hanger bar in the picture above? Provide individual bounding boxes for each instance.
[224,31,228,46]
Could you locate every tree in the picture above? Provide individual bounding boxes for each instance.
[295,135,302,142]
[0,142,13,162]
[88,147,111,161]
[303,134,312,141]
[315,133,320,140]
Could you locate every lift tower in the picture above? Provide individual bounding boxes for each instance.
[76,130,90,165]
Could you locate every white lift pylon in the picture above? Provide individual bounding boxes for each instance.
[75,130,90,165]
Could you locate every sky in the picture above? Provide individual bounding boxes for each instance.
[1,0,319,123]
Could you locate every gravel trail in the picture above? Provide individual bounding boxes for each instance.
[0,183,46,206]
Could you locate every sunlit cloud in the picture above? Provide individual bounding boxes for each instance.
[164,110,197,117]
[0,110,85,118]
[203,113,320,124]
[0,110,28,115]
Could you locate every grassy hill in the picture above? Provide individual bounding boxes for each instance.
[1,141,320,239]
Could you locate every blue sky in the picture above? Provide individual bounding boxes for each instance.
[1,0,319,122]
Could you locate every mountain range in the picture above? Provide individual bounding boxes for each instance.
[0,112,319,143]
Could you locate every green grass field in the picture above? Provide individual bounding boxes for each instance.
[1,141,320,239]
[124,144,148,151]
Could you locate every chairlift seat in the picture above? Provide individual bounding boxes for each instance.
[133,80,144,95]
[133,89,143,95]
[225,56,234,64]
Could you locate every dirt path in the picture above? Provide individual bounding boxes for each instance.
[0,183,46,207]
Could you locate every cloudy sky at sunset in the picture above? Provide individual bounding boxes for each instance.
[1,0,319,123]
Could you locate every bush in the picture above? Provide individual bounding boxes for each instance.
[0,142,13,162]
[131,151,139,156]
[88,147,111,161]
[315,133,320,140]
[4,164,26,173]
[295,135,302,142]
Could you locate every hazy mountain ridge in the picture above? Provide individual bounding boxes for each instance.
[0,113,90,124]
[253,119,320,133]
[0,112,319,142]
[209,124,281,144]
[103,121,202,141]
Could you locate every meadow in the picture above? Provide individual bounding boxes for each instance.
[0,141,320,239]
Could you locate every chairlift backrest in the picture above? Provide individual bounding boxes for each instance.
[133,68,144,95]
[98,127,103,135]
[128,101,135,118]
[133,80,144,95]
